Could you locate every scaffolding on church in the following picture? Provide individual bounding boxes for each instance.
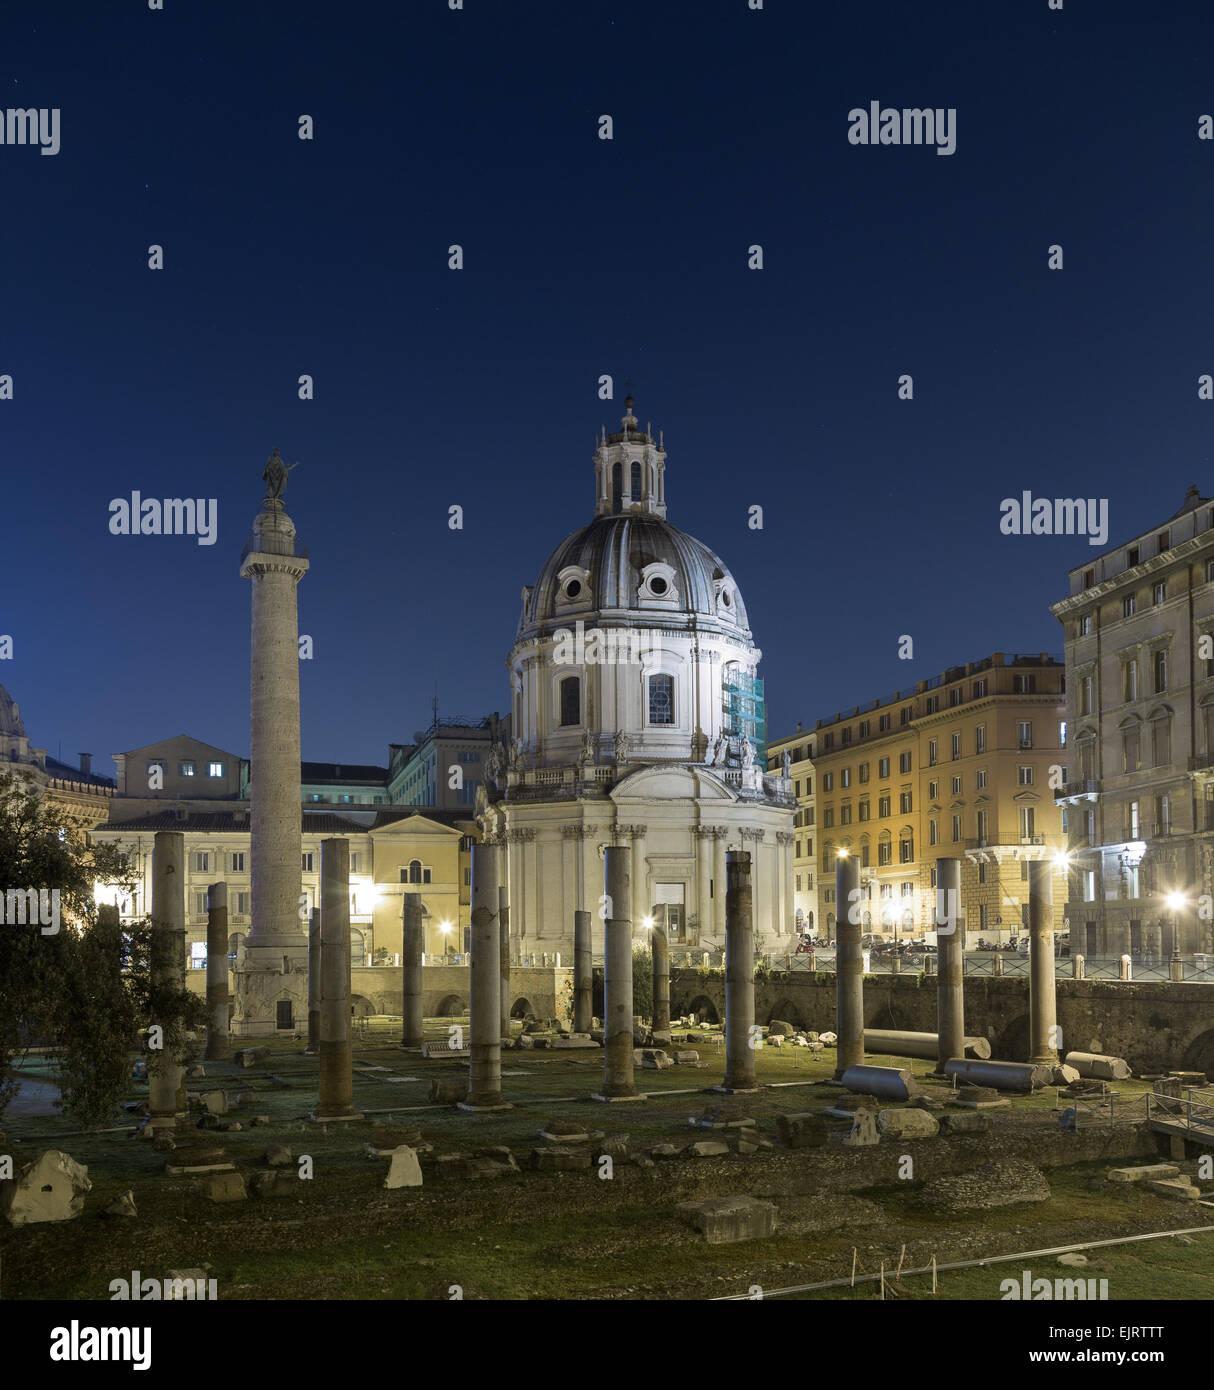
[722,671,766,763]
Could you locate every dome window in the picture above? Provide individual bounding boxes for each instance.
[721,590,731,607]
[559,676,581,728]
[565,579,582,599]
[649,576,668,596]
[648,674,674,725]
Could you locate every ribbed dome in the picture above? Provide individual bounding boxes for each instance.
[0,685,26,738]
[520,513,749,636]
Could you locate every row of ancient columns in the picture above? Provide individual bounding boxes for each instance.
[833,854,1060,1075]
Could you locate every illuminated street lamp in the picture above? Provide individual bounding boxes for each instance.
[439,919,453,958]
[1164,892,1185,971]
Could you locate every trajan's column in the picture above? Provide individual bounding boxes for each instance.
[235,449,310,1033]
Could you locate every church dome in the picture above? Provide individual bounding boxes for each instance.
[521,512,750,636]
[517,395,750,641]
[0,685,27,738]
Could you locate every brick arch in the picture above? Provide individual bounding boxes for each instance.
[1181,1028,1214,1080]
[994,1013,1030,1062]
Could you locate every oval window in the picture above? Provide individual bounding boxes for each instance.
[649,576,668,596]
[565,579,582,599]
[721,590,732,606]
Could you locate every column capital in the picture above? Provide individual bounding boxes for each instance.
[740,827,766,843]
[617,823,648,838]
[776,830,796,846]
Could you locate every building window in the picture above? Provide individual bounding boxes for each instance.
[859,844,869,867]
[973,678,987,697]
[1128,801,1140,839]
[951,815,961,842]
[823,808,834,828]
[795,874,802,893]
[878,714,890,732]
[227,852,245,873]
[1157,530,1170,552]
[823,773,834,791]
[1079,675,1093,715]
[1124,660,1138,701]
[193,852,210,873]
[1122,595,1136,618]
[178,761,195,777]
[1123,726,1140,772]
[900,707,911,726]
[858,798,870,821]
[630,460,642,500]
[192,892,208,915]
[975,725,985,754]
[899,834,914,863]
[1083,569,1095,588]
[1018,764,1034,786]
[859,720,870,738]
[841,727,852,746]
[1155,793,1171,835]
[841,768,851,788]
[1013,674,1036,694]
[928,779,939,800]
[350,852,361,872]
[878,757,890,778]
[878,840,892,866]
[1018,721,1032,749]
[899,751,912,773]
[929,818,938,846]
[1153,580,1167,605]
[900,790,912,814]
[559,675,581,727]
[928,739,937,767]
[949,687,962,707]
[1127,546,1139,567]
[302,853,314,872]
[976,769,987,789]
[1153,649,1168,694]
[1020,807,1035,840]
[823,733,834,750]
[976,809,987,842]
[236,891,251,915]
[878,795,891,818]
[840,804,852,825]
[858,762,869,783]
[1152,717,1171,767]
[647,673,675,725]
[951,732,961,760]
[1083,870,1096,902]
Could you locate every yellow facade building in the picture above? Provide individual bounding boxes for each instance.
[795,652,1068,942]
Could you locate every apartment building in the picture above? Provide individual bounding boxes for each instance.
[804,652,1067,942]
[1051,484,1214,958]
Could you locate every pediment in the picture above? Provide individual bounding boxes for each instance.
[612,764,738,804]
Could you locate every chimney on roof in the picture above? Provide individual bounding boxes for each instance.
[79,753,92,776]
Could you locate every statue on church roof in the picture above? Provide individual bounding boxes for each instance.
[614,730,629,764]
[579,728,595,767]
[711,731,728,766]
[782,749,791,779]
[263,448,300,501]
[740,736,755,771]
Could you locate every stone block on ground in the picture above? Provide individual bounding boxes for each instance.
[819,1031,837,1046]
[650,1143,679,1159]
[676,1195,777,1243]
[767,1020,795,1037]
[1053,1065,1080,1085]
[200,1173,247,1203]
[248,1170,296,1198]
[684,1140,730,1157]
[592,1136,632,1162]
[528,1147,591,1171]
[841,1110,879,1147]
[1107,1163,1180,1183]
[939,1111,990,1136]
[234,1047,271,1068]
[201,1090,227,1115]
[384,1145,423,1189]
[1148,1178,1200,1201]
[263,1146,293,1168]
[1,1150,92,1228]
[878,1109,940,1139]
[102,1191,138,1219]
[674,1050,700,1065]
[429,1080,468,1105]
[169,1144,227,1169]
[776,1113,828,1149]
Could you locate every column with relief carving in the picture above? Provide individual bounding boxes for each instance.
[742,828,765,943]
[777,831,796,938]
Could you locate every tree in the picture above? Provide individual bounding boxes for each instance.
[0,772,202,1126]
[631,943,653,1022]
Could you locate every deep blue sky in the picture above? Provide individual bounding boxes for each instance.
[5,0,1214,777]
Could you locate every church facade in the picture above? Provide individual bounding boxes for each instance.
[480,398,796,955]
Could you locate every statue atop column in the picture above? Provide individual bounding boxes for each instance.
[263,448,301,501]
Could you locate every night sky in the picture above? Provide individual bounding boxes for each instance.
[5,0,1214,778]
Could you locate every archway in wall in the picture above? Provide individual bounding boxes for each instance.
[994,1013,1030,1062]
[510,997,536,1020]
[435,994,468,1017]
[768,999,803,1028]
[1181,1028,1214,1080]
[350,994,375,1019]
[866,1004,914,1031]
[686,994,720,1025]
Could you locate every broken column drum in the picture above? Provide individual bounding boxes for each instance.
[316,837,360,1120]
[723,851,756,1091]
[148,830,187,1134]
[601,845,637,1097]
[834,853,864,1078]
[935,856,964,1072]
[401,892,424,1048]
[467,841,504,1106]
[205,881,230,1061]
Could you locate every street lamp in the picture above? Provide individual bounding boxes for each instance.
[439,920,452,959]
[1164,892,1184,971]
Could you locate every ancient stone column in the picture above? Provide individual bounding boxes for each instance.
[400,892,424,1047]
[240,483,310,1032]
[598,845,637,1098]
[466,841,505,1107]
[315,838,360,1120]
[935,857,964,1074]
[722,850,756,1091]
[573,909,593,1032]
[307,907,321,1052]
[205,882,230,1061]
[498,882,511,1042]
[835,853,864,1079]
[651,911,670,1036]
[148,831,187,1134]
[1027,860,1058,1065]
